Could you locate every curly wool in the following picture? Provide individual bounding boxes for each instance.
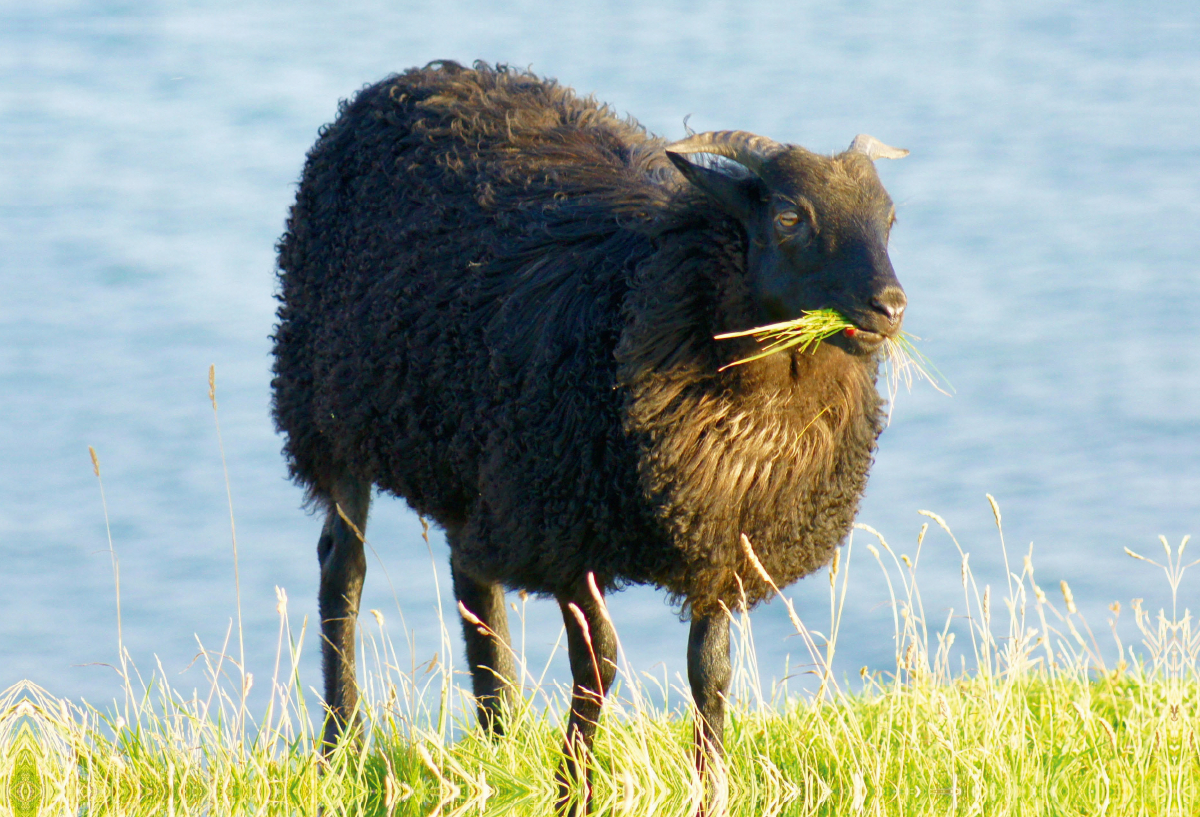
[272,61,885,616]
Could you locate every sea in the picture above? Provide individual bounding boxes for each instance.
[3,0,1198,721]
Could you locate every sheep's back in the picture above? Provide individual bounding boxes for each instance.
[272,62,667,547]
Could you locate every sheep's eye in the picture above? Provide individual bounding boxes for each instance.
[774,208,813,244]
[775,210,801,229]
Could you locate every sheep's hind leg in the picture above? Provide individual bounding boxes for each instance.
[450,553,518,735]
[689,611,731,810]
[554,578,618,814]
[316,478,371,754]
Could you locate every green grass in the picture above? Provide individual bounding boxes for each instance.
[3,502,1199,816]
[714,309,951,407]
[714,310,857,370]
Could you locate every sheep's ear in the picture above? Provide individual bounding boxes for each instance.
[667,151,761,223]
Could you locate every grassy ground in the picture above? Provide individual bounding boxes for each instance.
[2,509,1199,816]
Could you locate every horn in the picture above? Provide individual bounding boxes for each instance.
[665,130,785,176]
[847,134,909,160]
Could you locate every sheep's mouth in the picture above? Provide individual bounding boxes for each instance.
[835,308,906,353]
[840,326,888,352]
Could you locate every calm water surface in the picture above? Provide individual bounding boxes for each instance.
[3,1,1199,713]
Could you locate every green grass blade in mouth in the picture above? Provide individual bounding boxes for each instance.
[714,309,854,371]
[715,309,950,405]
[715,310,951,411]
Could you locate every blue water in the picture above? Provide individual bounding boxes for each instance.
[4,0,1199,716]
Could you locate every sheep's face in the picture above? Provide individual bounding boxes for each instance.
[668,137,907,356]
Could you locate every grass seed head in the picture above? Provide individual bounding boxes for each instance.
[1061,580,1077,615]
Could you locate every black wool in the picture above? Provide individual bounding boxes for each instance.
[272,60,889,618]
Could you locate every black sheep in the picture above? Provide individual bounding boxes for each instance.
[272,60,907,792]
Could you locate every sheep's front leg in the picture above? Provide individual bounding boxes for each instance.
[451,555,518,734]
[316,482,370,753]
[555,579,618,812]
[689,612,731,785]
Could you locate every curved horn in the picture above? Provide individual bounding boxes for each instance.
[665,130,785,176]
[847,134,909,160]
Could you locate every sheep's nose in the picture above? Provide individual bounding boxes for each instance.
[870,287,907,329]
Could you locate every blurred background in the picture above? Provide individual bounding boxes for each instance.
[3,0,1198,717]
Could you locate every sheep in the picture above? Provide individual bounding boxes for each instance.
[271,59,907,795]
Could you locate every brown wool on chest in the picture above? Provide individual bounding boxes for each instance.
[627,343,881,612]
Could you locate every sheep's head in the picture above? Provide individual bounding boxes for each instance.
[667,131,908,355]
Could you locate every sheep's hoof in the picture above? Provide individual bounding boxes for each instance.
[554,750,592,816]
